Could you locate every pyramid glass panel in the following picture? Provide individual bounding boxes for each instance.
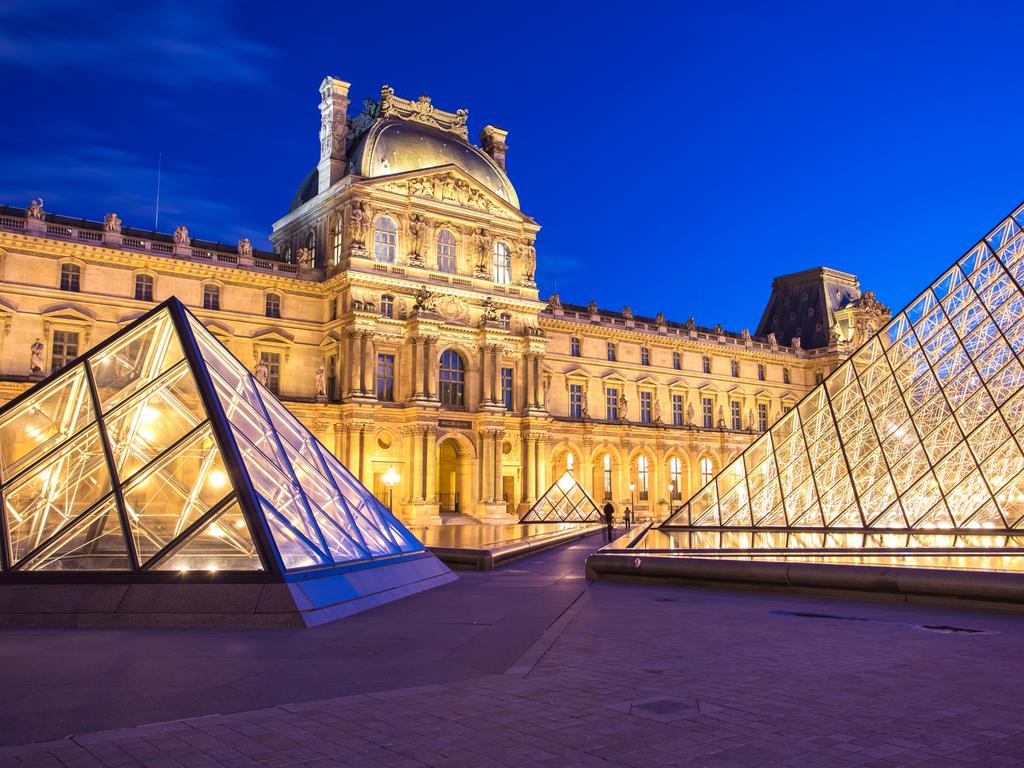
[666,201,1024,534]
[21,495,130,572]
[520,471,602,523]
[151,499,263,572]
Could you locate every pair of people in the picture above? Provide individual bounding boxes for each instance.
[601,503,633,542]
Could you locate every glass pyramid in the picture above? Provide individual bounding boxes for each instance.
[520,471,602,523]
[666,200,1024,532]
[0,298,424,575]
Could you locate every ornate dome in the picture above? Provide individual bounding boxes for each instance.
[348,119,519,208]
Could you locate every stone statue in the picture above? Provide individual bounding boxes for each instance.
[548,292,561,309]
[103,213,122,233]
[30,338,44,374]
[543,374,551,403]
[685,317,696,331]
[622,306,633,320]
[413,285,435,313]
[618,393,628,420]
[407,215,428,264]
[686,403,694,425]
[768,332,777,345]
[480,296,499,323]
[713,323,723,335]
[254,362,269,387]
[741,328,751,341]
[653,397,662,423]
[238,238,253,258]
[173,225,190,246]
[791,336,802,350]
[26,199,44,220]
[522,239,537,283]
[347,202,369,244]
[580,396,589,420]
[748,409,755,430]
[717,405,725,428]
[469,228,488,275]
[296,246,313,265]
[655,312,665,324]
[587,300,598,313]
[315,366,326,397]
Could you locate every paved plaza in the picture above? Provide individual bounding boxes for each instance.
[2,532,1024,766]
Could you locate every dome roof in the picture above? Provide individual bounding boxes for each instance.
[349,119,519,208]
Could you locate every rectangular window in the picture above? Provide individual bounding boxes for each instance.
[673,351,681,370]
[758,364,765,381]
[731,400,741,430]
[569,383,583,419]
[702,396,713,429]
[501,366,513,411]
[265,293,281,318]
[641,347,650,366]
[758,403,768,431]
[50,330,79,372]
[332,228,343,266]
[640,391,652,424]
[326,355,337,401]
[607,342,616,362]
[203,284,220,310]
[606,387,619,421]
[59,264,81,292]
[672,394,683,426]
[570,336,581,357]
[134,274,153,302]
[702,356,711,374]
[376,353,395,402]
[380,294,394,319]
[259,351,281,395]
[783,367,791,384]
[815,370,824,385]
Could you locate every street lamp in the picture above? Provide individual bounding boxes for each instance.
[629,481,636,525]
[382,466,400,513]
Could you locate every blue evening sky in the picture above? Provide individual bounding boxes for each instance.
[1,1,1021,330]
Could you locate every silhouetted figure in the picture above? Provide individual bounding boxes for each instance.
[624,505,632,529]
[603,502,614,543]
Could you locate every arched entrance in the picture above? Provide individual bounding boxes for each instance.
[437,436,473,516]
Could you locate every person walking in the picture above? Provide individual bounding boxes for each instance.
[602,501,615,543]
[624,505,632,529]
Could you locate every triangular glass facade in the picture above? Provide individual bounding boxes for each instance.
[521,471,602,523]
[666,200,1024,532]
[0,299,424,574]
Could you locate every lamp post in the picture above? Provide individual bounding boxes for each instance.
[382,466,400,514]
[629,481,636,525]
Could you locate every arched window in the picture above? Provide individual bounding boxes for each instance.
[439,349,466,407]
[669,457,683,500]
[373,217,398,263]
[602,454,613,500]
[134,274,154,302]
[700,457,715,486]
[331,218,343,266]
[436,229,456,273]
[203,284,220,311]
[566,453,575,471]
[59,263,81,292]
[636,455,649,501]
[492,241,511,284]
[305,231,317,265]
[265,292,281,318]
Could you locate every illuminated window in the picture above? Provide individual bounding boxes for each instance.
[373,217,398,263]
[569,383,583,418]
[758,402,768,431]
[59,263,81,292]
[758,363,765,381]
[731,399,741,430]
[702,396,713,428]
[637,455,649,500]
[134,274,153,302]
[376,353,395,402]
[571,336,581,357]
[203,284,220,310]
[499,312,511,330]
[606,387,619,421]
[437,229,456,273]
[607,342,616,362]
[702,355,711,374]
[783,367,791,384]
[380,294,394,319]
[673,351,681,370]
[439,349,465,407]
[731,360,739,377]
[492,241,511,284]
[501,366,513,411]
[305,231,317,265]
[603,454,613,500]
[259,351,281,395]
[331,218,343,265]
[641,346,650,366]
[265,293,281,319]
[700,457,714,486]
[50,330,79,372]
[566,453,574,471]
[672,394,683,426]
[640,391,652,424]
[669,457,682,500]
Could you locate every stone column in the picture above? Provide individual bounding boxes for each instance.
[493,431,503,507]
[490,348,499,404]
[366,334,377,398]
[408,426,423,502]
[537,366,546,411]
[345,332,357,396]
[424,427,437,503]
[424,338,436,400]
[522,434,535,506]
[480,431,493,502]
[409,338,420,398]
[358,333,369,394]
[533,439,541,499]
[333,424,345,461]
[532,356,541,409]
[536,440,548,498]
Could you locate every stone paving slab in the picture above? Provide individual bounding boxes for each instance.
[3,531,1024,765]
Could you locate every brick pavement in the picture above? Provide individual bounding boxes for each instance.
[3,534,1024,766]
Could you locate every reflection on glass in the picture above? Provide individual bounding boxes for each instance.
[23,495,129,571]
[90,311,184,412]
[153,500,263,571]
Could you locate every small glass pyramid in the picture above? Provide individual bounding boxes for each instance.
[0,298,425,575]
[520,471,602,523]
[665,200,1024,532]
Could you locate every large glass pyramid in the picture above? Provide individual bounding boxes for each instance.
[0,298,428,578]
[520,471,602,523]
[666,200,1024,532]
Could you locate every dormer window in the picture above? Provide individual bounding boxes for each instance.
[373,217,398,263]
[493,241,511,284]
[437,229,456,273]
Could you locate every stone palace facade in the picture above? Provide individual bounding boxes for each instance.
[0,77,891,525]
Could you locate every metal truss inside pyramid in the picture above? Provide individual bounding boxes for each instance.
[0,299,424,574]
[666,201,1024,532]
[521,471,602,523]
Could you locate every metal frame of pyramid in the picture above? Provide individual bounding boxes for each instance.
[0,298,454,625]
[663,199,1024,534]
[520,470,602,523]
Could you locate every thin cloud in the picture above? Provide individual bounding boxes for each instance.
[0,0,275,88]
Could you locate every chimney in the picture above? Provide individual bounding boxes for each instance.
[480,125,508,169]
[317,76,351,194]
